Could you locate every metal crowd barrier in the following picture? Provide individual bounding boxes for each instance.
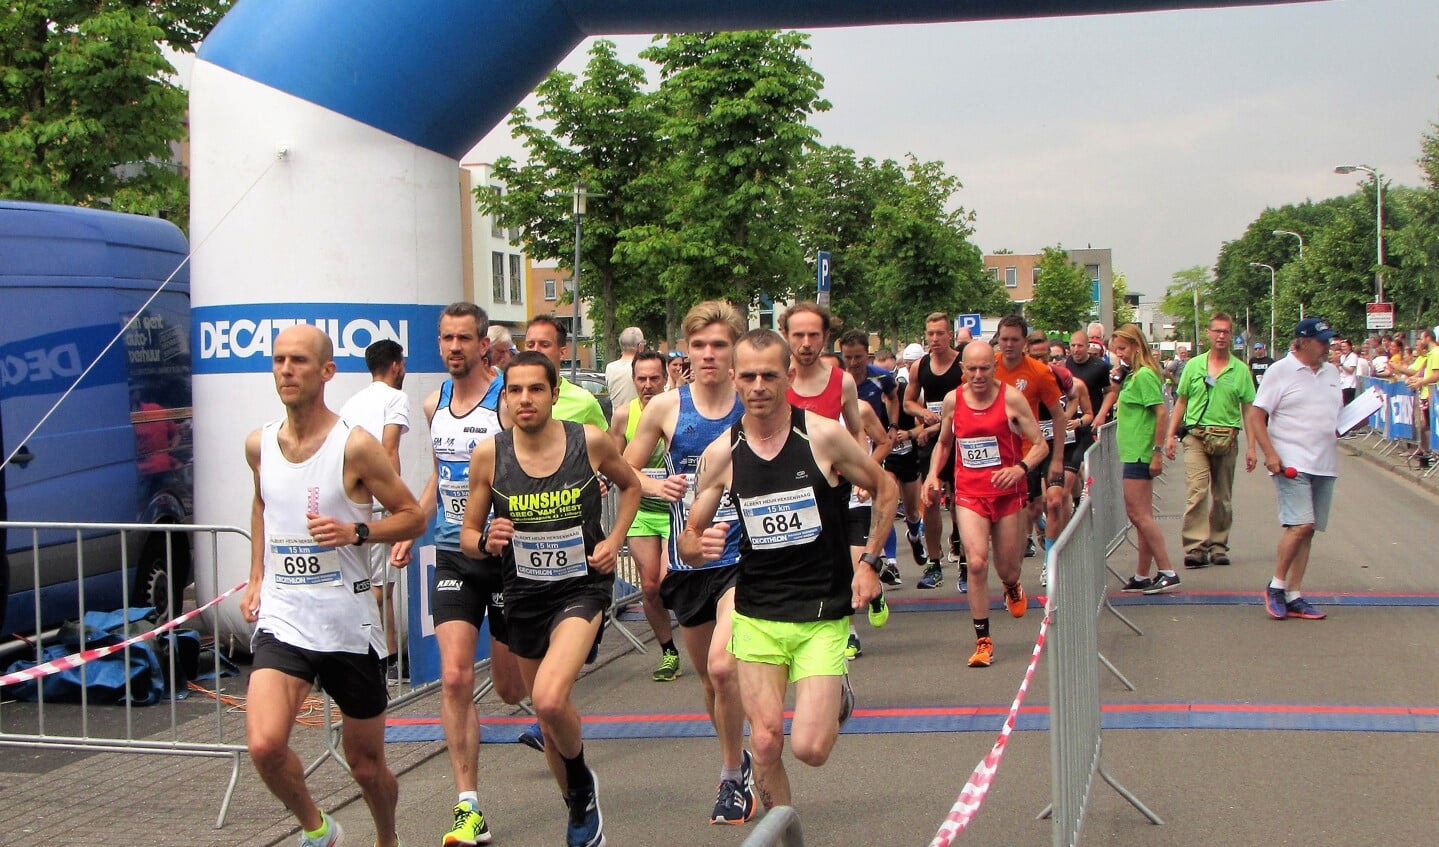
[0,520,252,828]
[1039,427,1163,846]
[1082,424,1144,660]
[1359,376,1439,477]
[599,485,649,656]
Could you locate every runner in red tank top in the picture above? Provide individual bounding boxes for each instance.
[781,302,862,433]
[923,341,1048,669]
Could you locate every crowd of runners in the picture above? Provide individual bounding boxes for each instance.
[239,298,1348,847]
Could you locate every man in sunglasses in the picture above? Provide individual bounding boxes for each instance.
[1162,312,1257,569]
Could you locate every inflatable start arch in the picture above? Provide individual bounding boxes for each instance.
[189,0,1302,640]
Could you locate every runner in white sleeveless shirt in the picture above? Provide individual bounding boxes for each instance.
[242,325,423,847]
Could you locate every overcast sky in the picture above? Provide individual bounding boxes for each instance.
[463,0,1439,300]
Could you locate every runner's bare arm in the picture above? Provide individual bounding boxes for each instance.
[393,390,442,565]
[996,389,1048,490]
[623,391,685,501]
[675,438,734,566]
[840,371,863,439]
[459,439,498,559]
[326,427,423,547]
[608,401,631,454]
[588,425,642,573]
[922,391,956,509]
[243,430,265,621]
[812,415,888,609]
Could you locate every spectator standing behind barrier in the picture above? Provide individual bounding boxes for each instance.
[1336,338,1359,407]
[337,339,410,664]
[1111,324,1180,595]
[1163,313,1256,569]
[1246,318,1343,621]
[605,326,645,407]
[1397,328,1439,466]
[242,325,423,847]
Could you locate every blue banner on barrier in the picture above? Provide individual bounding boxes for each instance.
[1432,387,1438,452]
[404,529,490,687]
[1384,379,1417,441]
[1362,377,1388,432]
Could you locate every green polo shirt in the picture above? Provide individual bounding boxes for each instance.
[1176,352,1256,428]
[554,377,609,430]
[1116,366,1164,463]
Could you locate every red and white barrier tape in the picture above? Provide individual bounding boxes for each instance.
[0,581,247,688]
[928,594,1053,847]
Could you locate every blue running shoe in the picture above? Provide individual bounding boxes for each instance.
[565,768,605,847]
[955,562,968,595]
[518,721,545,752]
[710,751,756,825]
[1285,597,1326,620]
[916,560,943,590]
[1264,586,1288,620]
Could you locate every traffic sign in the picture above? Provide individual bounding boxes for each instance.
[955,313,982,337]
[816,251,831,308]
[1366,301,1394,330]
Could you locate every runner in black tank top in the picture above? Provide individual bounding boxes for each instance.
[903,314,966,591]
[460,352,641,847]
[676,330,896,812]
[728,412,854,621]
[491,420,612,614]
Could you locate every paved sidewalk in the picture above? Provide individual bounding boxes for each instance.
[3,440,1437,846]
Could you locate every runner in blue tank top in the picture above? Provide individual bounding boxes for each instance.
[622,300,757,826]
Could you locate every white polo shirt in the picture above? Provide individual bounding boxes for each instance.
[1253,353,1342,477]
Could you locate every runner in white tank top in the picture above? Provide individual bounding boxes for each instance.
[241,324,423,847]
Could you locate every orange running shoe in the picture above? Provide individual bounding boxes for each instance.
[1004,581,1027,618]
[967,637,994,668]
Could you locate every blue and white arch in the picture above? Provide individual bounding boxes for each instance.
[189,0,1307,638]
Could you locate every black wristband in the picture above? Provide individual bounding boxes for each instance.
[1017,459,1030,475]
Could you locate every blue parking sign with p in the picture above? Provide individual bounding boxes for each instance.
[956,313,982,337]
[816,250,831,308]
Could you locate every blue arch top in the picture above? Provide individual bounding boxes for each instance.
[199,0,1312,160]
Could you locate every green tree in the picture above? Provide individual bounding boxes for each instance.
[1112,271,1136,326]
[795,148,1001,345]
[1390,119,1439,329]
[1161,265,1211,346]
[478,40,664,360]
[0,1,231,226]
[617,31,829,324]
[1026,246,1091,333]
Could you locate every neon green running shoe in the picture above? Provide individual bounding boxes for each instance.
[652,648,682,682]
[443,801,492,846]
[868,592,890,628]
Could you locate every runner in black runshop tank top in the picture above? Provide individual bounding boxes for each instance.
[460,351,640,847]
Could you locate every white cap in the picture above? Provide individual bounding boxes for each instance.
[902,343,925,362]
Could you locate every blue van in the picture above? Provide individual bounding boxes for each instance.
[1,202,194,636]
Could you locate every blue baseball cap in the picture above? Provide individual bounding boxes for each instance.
[1294,317,1336,342]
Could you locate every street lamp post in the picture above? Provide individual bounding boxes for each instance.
[1272,229,1304,259]
[571,182,586,380]
[1249,262,1276,354]
[1334,165,1384,303]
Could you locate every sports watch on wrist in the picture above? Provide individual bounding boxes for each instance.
[352,522,370,546]
[859,552,883,573]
